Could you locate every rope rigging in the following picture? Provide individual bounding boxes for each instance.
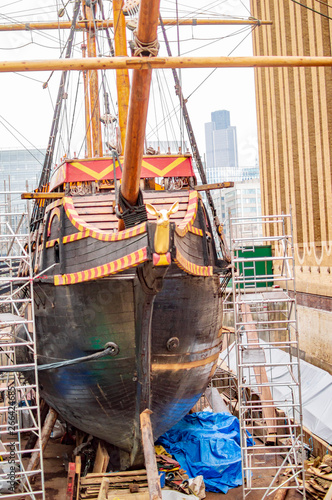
[30,0,81,233]
[0,343,120,372]
[159,14,231,261]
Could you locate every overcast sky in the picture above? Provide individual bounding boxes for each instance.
[0,0,260,167]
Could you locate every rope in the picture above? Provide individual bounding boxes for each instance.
[0,343,119,373]
[116,188,148,228]
[290,0,332,21]
[129,31,160,57]
[111,149,122,201]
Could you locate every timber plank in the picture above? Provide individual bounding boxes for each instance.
[93,442,109,474]
[143,191,189,200]
[74,201,115,208]
[97,478,110,500]
[107,490,149,500]
[72,190,188,206]
[76,456,82,500]
[81,476,147,485]
[76,207,115,215]
[86,470,147,478]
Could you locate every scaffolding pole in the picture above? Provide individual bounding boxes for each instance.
[229,213,305,499]
[0,193,45,499]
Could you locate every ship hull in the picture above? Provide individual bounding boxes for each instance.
[23,188,228,462]
[34,268,222,454]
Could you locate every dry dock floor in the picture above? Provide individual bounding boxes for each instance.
[40,439,303,500]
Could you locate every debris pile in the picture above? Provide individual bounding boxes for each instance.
[282,454,332,499]
[79,470,148,499]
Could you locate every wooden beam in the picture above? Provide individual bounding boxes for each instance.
[140,409,162,500]
[21,193,64,199]
[273,488,288,500]
[240,303,277,438]
[26,408,58,473]
[93,441,110,474]
[0,19,273,31]
[195,181,234,191]
[75,456,81,500]
[1,56,332,73]
[97,477,110,500]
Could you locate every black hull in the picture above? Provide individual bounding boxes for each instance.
[34,268,222,455]
[24,189,227,463]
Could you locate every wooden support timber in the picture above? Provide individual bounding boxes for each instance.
[1,56,332,73]
[240,303,277,440]
[26,408,58,473]
[140,410,162,500]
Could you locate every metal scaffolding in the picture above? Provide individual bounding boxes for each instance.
[229,213,306,499]
[0,192,45,499]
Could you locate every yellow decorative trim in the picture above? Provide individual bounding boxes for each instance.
[45,198,64,213]
[174,248,213,277]
[70,161,117,181]
[63,197,147,241]
[175,191,198,237]
[54,247,149,286]
[141,156,185,176]
[45,238,59,248]
[188,225,203,237]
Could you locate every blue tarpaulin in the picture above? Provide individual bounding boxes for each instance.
[157,411,253,494]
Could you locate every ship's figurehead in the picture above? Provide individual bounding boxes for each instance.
[146,201,179,254]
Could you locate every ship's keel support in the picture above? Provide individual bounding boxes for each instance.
[140,409,162,500]
[130,263,168,466]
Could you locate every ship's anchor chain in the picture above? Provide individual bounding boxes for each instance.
[0,343,119,372]
[129,31,160,57]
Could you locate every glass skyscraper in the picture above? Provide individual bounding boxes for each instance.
[205,109,238,184]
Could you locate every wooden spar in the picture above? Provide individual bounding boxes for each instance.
[113,0,130,152]
[82,1,103,158]
[120,0,161,207]
[194,181,235,191]
[0,19,273,31]
[82,36,93,158]
[22,193,65,199]
[1,55,332,73]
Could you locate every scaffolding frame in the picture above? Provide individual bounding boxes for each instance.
[229,213,305,499]
[0,193,45,499]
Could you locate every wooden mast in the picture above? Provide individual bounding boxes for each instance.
[113,0,130,152]
[120,0,161,208]
[82,36,93,158]
[82,0,103,158]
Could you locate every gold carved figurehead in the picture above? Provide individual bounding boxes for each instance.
[146,202,179,254]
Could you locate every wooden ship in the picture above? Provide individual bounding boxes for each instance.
[13,0,235,466]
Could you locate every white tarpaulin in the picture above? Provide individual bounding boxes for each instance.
[220,340,332,445]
